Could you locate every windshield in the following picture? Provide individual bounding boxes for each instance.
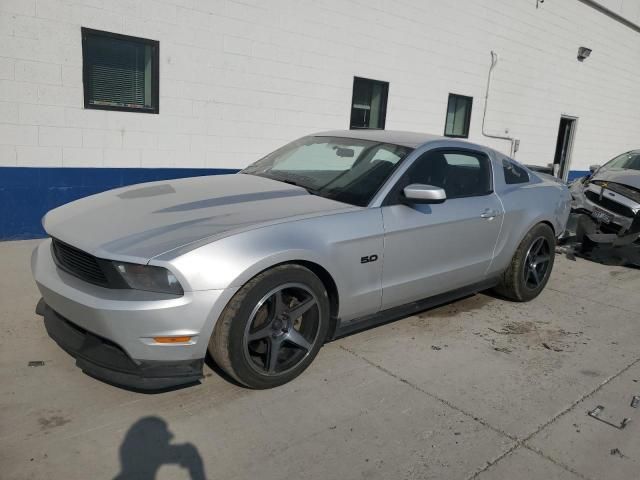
[601,151,640,172]
[242,136,413,206]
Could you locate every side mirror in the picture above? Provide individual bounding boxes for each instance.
[403,184,446,204]
[589,164,600,173]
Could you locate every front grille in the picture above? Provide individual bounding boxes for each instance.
[592,181,640,203]
[585,190,635,218]
[52,239,109,286]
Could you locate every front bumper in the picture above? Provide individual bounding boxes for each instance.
[569,181,640,243]
[42,303,203,390]
[32,238,239,389]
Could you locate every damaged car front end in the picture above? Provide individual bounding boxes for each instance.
[569,150,640,246]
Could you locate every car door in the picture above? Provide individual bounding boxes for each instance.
[380,148,504,310]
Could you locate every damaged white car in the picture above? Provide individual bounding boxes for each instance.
[569,150,640,246]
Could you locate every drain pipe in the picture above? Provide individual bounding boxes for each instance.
[482,51,517,157]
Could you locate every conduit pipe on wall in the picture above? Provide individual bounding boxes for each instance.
[482,51,518,158]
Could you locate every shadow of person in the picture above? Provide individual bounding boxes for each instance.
[114,416,206,480]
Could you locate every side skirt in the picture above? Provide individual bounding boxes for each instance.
[331,277,500,340]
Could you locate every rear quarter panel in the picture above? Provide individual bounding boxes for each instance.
[489,166,570,276]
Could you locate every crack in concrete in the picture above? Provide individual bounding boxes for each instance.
[516,354,640,480]
[339,343,640,480]
[548,286,640,316]
[338,344,518,442]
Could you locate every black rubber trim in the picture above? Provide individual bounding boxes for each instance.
[332,277,499,339]
[42,304,203,391]
[50,238,130,289]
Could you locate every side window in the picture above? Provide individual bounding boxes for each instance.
[502,159,529,184]
[405,150,492,199]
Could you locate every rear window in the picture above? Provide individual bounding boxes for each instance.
[503,159,529,184]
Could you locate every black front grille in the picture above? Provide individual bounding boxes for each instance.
[592,181,640,204]
[52,239,109,286]
[585,190,635,218]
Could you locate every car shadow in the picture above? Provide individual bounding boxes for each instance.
[203,351,245,388]
[558,236,640,268]
[113,416,207,480]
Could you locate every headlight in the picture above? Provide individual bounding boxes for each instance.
[112,262,183,295]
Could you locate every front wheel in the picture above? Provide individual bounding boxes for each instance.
[494,223,556,302]
[209,265,330,388]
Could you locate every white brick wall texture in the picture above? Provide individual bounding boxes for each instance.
[0,0,638,171]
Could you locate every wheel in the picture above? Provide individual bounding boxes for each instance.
[209,264,330,389]
[494,223,556,302]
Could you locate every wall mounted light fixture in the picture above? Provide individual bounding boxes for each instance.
[577,46,592,61]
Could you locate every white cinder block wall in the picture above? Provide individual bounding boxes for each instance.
[0,0,639,171]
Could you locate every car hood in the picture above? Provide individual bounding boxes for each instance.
[592,169,640,190]
[44,173,356,262]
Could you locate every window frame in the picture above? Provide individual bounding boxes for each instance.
[349,76,389,130]
[81,27,160,114]
[443,93,473,139]
[502,158,530,185]
[383,147,494,205]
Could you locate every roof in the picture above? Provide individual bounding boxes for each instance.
[313,130,444,148]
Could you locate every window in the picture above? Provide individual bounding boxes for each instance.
[404,150,491,198]
[274,142,365,171]
[350,77,389,130]
[242,136,412,207]
[444,94,472,138]
[602,152,640,172]
[502,159,530,184]
[82,28,159,113]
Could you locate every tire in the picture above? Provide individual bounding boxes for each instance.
[494,223,556,302]
[209,264,330,389]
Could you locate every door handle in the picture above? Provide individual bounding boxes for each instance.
[480,208,499,219]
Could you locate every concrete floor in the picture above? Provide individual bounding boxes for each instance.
[1,240,640,480]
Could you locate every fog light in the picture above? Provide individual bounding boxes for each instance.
[153,336,192,344]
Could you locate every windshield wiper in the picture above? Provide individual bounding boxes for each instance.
[278,178,320,196]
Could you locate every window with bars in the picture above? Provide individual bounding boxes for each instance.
[82,28,159,114]
[444,94,472,138]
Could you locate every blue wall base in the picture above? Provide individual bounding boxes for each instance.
[567,170,589,182]
[0,167,238,240]
[1,166,591,240]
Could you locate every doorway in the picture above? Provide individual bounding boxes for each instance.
[553,115,577,181]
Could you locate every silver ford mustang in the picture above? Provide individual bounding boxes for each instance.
[31,130,571,390]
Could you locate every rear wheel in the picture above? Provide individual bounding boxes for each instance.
[494,223,556,302]
[209,265,330,389]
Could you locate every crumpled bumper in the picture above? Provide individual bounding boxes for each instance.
[31,238,239,390]
[41,303,204,390]
[569,180,640,244]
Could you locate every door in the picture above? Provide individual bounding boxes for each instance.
[553,116,577,181]
[380,149,503,310]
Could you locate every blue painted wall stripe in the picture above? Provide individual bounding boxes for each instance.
[0,166,590,240]
[567,170,589,181]
[0,167,238,240]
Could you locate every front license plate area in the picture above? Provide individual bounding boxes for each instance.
[592,207,613,224]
